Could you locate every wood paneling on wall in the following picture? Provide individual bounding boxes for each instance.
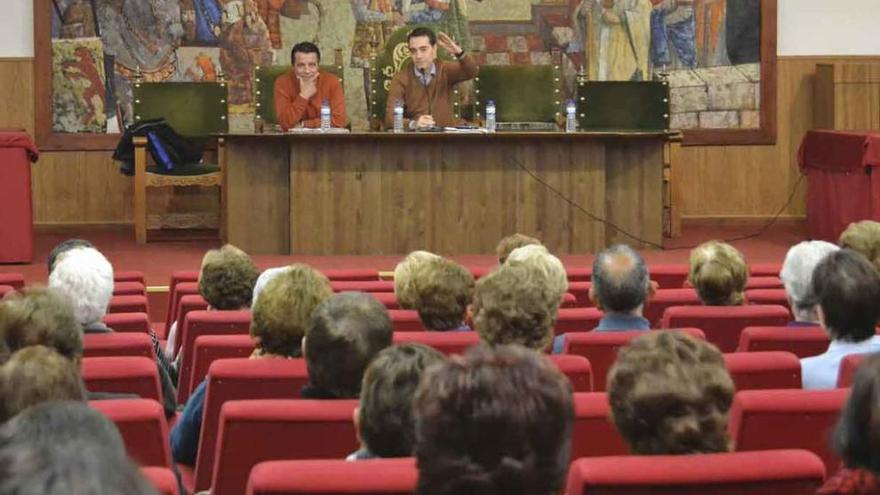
[2,56,878,226]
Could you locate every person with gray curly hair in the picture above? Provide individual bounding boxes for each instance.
[779,240,839,326]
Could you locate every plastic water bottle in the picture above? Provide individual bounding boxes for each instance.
[485,99,496,133]
[565,99,577,133]
[320,100,331,131]
[392,101,404,133]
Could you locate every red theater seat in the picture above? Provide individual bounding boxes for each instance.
[392,331,480,355]
[108,294,149,315]
[837,353,867,388]
[190,334,256,393]
[247,458,417,495]
[82,356,162,403]
[729,388,848,473]
[746,276,785,290]
[0,273,25,289]
[177,310,251,404]
[330,280,394,293]
[193,359,310,493]
[113,281,147,296]
[389,310,429,332]
[643,289,702,327]
[661,305,790,353]
[571,393,629,459]
[165,274,199,330]
[548,354,593,392]
[751,263,782,277]
[210,399,359,495]
[566,449,825,495]
[563,329,706,392]
[555,308,604,336]
[746,288,790,310]
[141,467,180,495]
[736,326,829,358]
[648,264,688,289]
[84,332,155,360]
[92,399,171,467]
[568,281,593,307]
[370,291,401,309]
[723,351,802,391]
[321,269,379,281]
[103,312,152,334]
[114,270,146,284]
[172,294,210,353]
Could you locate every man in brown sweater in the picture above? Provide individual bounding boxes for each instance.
[384,27,478,130]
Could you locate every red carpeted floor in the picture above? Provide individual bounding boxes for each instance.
[1,223,807,286]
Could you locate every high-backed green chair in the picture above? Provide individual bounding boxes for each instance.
[253,48,345,127]
[576,80,670,131]
[472,53,564,131]
[367,25,460,130]
[131,81,228,244]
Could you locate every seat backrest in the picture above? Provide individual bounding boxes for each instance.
[254,50,345,125]
[566,449,825,495]
[746,276,785,290]
[165,273,199,331]
[723,351,802,391]
[563,329,706,392]
[648,264,689,289]
[83,332,155,360]
[177,310,252,404]
[210,399,359,495]
[729,388,848,474]
[0,273,25,289]
[330,280,395,293]
[388,310,429,332]
[247,458,417,495]
[370,292,401,309]
[193,358,310,492]
[547,354,593,392]
[392,331,480,355]
[736,326,829,358]
[568,281,594,307]
[555,308,604,336]
[320,269,379,281]
[141,467,180,495]
[576,81,671,132]
[91,399,171,467]
[474,61,563,125]
[173,294,211,353]
[571,392,629,459]
[108,294,149,315]
[190,334,256,394]
[82,356,162,403]
[114,270,146,284]
[132,81,228,137]
[103,312,152,334]
[838,353,867,387]
[643,289,702,328]
[751,263,782,277]
[745,289,791,311]
[662,305,791,353]
[113,281,146,296]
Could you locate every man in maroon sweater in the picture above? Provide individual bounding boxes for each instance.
[384,27,478,130]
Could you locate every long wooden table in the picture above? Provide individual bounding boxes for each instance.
[222,131,678,255]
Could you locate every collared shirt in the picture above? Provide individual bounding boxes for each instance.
[801,335,880,390]
[414,63,437,86]
[787,320,821,328]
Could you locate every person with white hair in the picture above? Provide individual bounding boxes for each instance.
[779,240,839,327]
[505,244,569,304]
[48,247,114,333]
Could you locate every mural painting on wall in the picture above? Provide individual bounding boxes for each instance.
[49,0,761,132]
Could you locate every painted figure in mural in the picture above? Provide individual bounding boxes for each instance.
[587,0,652,81]
[255,0,287,49]
[695,0,727,67]
[95,0,183,81]
[180,0,224,45]
[218,0,274,105]
[59,46,106,127]
[59,0,98,38]
[650,0,696,70]
[186,52,219,81]
[725,0,759,65]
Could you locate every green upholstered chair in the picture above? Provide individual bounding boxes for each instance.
[253,48,345,127]
[576,80,670,131]
[367,25,460,130]
[131,81,228,243]
[473,55,564,131]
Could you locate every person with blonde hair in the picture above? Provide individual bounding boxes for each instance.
[688,240,748,306]
[839,220,880,273]
[394,250,441,309]
[495,233,541,265]
[409,257,474,332]
[506,244,569,305]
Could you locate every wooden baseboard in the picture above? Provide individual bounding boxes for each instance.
[681,215,806,228]
[34,222,131,232]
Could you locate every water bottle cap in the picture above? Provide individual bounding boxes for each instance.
[487,99,495,105]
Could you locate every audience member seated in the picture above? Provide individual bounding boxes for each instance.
[839,220,880,273]
[505,244,569,305]
[164,244,259,361]
[409,257,474,332]
[688,240,748,306]
[394,250,441,309]
[0,345,87,422]
[779,240,839,327]
[46,238,94,274]
[170,263,333,466]
[608,331,734,454]
[472,263,558,351]
[302,292,393,398]
[495,233,541,265]
[349,343,445,460]
[0,401,156,494]
[413,345,574,495]
[801,250,880,390]
[50,246,176,416]
[819,353,880,495]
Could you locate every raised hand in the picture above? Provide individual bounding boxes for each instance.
[437,31,462,56]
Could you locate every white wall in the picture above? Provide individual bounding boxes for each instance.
[1,0,880,58]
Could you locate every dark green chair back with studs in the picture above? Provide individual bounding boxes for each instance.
[132,81,228,138]
[254,49,345,125]
[576,81,670,131]
[473,61,564,126]
[368,24,459,129]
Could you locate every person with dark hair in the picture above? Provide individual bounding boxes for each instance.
[46,238,95,274]
[350,343,445,460]
[820,353,880,494]
[274,41,346,130]
[385,26,478,130]
[607,331,734,455]
[0,345,87,422]
[413,344,574,495]
[302,292,393,399]
[0,401,157,494]
[802,250,880,390]
[410,257,474,331]
[0,287,83,364]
